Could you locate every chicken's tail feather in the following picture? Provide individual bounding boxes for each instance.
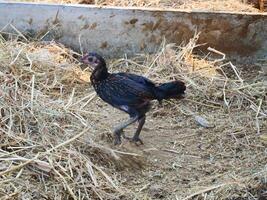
[154,80,186,101]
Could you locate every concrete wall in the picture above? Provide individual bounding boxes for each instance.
[0,2,267,60]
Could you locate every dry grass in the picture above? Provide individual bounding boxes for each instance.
[0,29,266,199]
[0,33,144,199]
[16,0,259,12]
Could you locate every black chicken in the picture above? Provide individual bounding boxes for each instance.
[81,52,186,145]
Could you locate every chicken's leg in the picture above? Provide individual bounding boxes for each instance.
[113,116,139,145]
[131,115,146,145]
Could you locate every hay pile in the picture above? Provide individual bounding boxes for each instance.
[0,35,144,199]
[93,0,259,12]
[0,31,266,199]
[23,0,259,12]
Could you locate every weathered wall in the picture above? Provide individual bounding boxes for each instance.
[0,2,267,60]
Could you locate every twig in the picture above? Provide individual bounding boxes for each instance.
[181,183,234,200]
[9,47,24,66]
[223,79,229,107]
[92,163,122,193]
[9,24,28,42]
[80,93,97,109]
[30,75,35,112]
[46,127,90,154]
[207,47,225,63]
[86,161,98,187]
[0,128,90,176]
[255,99,263,135]
[71,92,96,107]
[0,153,40,176]
[25,53,33,70]
[64,88,76,109]
[52,165,77,200]
[220,62,243,84]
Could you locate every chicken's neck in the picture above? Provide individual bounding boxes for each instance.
[90,64,109,84]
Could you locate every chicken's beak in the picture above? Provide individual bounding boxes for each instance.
[80,55,91,70]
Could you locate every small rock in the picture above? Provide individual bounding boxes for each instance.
[194,115,215,128]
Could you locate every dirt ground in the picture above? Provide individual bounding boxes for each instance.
[85,67,267,199]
